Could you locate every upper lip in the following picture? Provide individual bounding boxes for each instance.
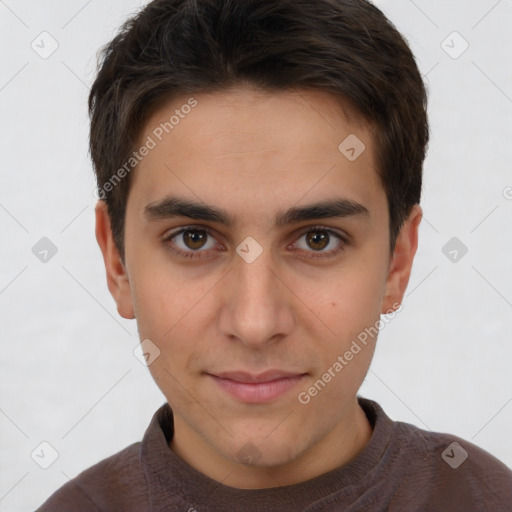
[209,370,306,384]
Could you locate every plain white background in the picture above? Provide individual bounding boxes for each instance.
[1,1,511,510]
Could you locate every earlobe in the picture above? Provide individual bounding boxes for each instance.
[381,205,422,314]
[94,200,135,320]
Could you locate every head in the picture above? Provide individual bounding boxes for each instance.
[92,0,428,487]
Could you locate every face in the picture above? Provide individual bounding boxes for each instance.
[96,85,421,488]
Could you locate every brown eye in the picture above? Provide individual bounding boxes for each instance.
[292,226,347,259]
[305,231,330,251]
[163,226,219,259]
[182,230,209,250]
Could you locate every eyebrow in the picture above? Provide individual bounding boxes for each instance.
[143,195,369,228]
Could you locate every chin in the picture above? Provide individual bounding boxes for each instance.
[222,433,306,469]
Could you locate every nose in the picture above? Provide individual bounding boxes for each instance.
[218,245,295,349]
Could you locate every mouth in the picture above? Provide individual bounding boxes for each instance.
[206,370,308,404]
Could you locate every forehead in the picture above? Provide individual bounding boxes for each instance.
[128,86,385,226]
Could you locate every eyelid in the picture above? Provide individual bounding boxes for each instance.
[161,224,218,243]
[162,223,349,259]
[161,224,221,257]
[290,224,349,244]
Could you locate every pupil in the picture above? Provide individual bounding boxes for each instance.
[185,230,206,249]
[308,231,328,250]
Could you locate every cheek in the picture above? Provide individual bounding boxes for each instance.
[131,261,206,336]
[302,280,381,405]
[319,262,386,331]
[131,268,214,373]
[305,260,387,384]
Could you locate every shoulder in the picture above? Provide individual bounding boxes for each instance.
[35,442,148,512]
[390,419,512,511]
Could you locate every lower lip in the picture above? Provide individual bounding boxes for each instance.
[209,374,306,404]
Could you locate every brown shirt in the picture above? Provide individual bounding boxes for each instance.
[35,397,512,511]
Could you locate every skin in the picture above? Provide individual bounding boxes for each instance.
[95,84,422,489]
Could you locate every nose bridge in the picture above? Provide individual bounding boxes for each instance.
[221,239,291,347]
[235,241,278,313]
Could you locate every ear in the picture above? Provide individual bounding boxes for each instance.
[381,204,422,314]
[95,200,135,319]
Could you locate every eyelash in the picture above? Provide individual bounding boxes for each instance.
[161,224,348,260]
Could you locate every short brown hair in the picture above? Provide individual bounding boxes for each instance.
[89,0,429,262]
